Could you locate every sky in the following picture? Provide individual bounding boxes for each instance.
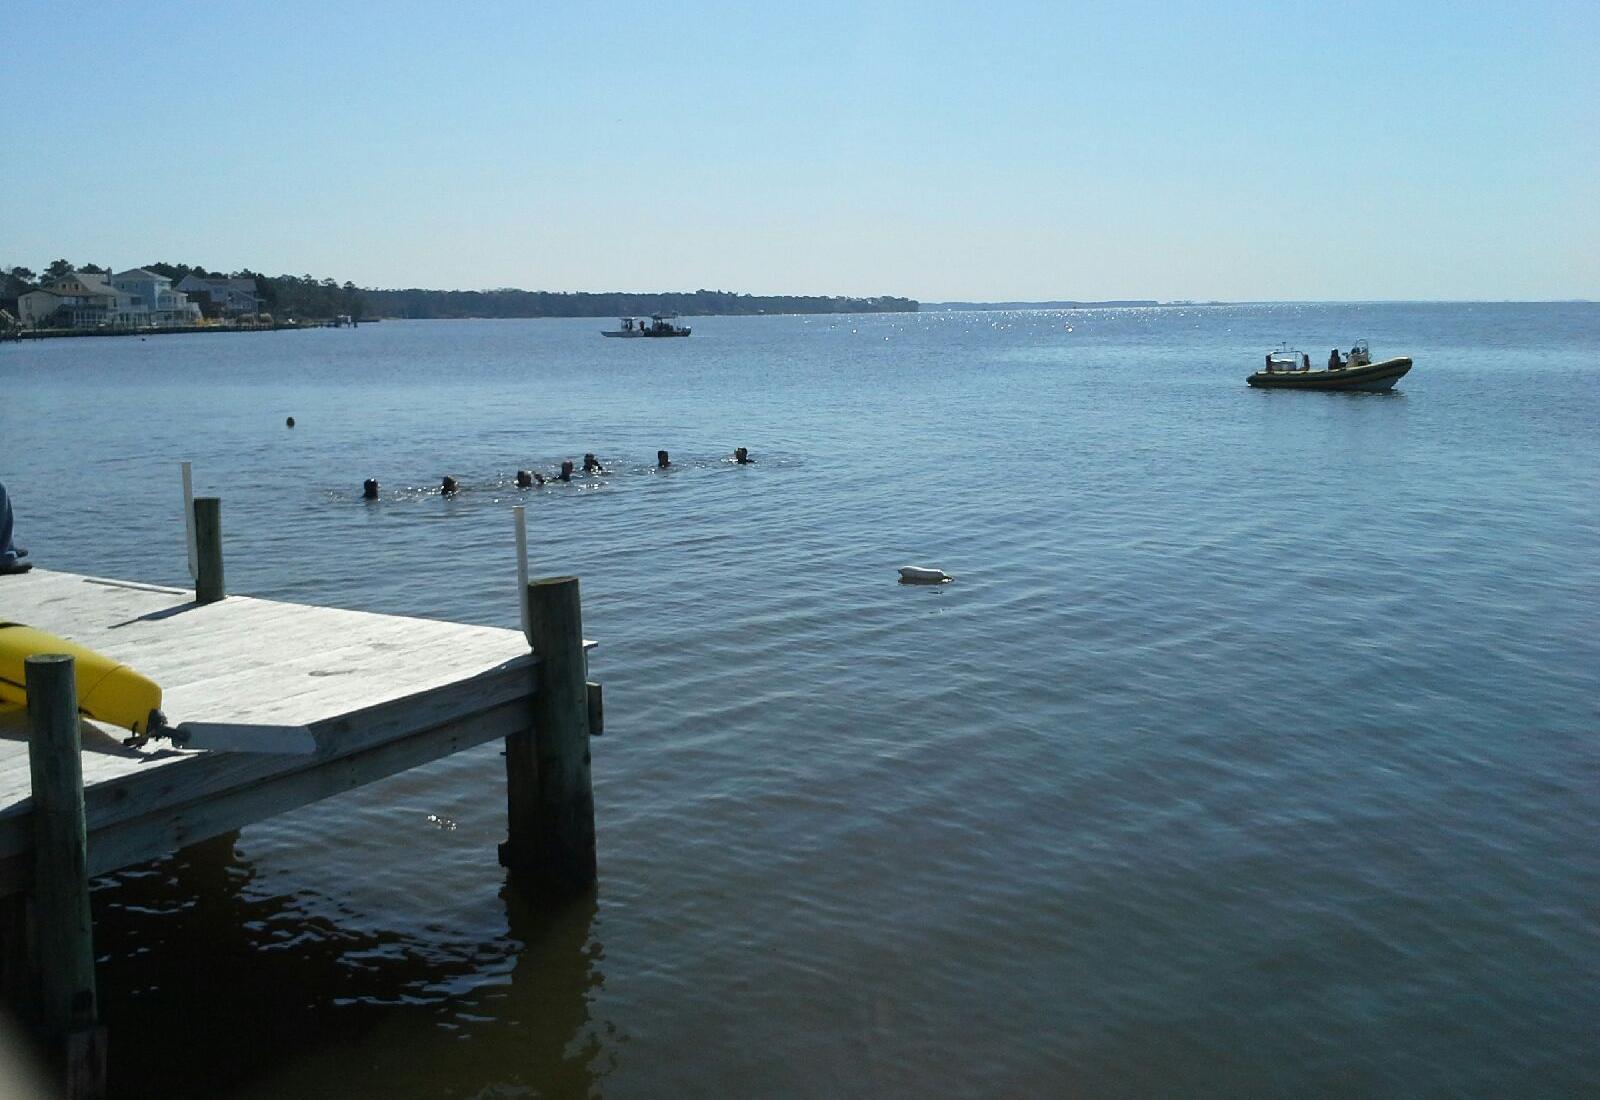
[3,1,1596,301]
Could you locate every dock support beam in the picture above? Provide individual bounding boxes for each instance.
[193,496,225,604]
[25,655,107,1100]
[501,577,596,894]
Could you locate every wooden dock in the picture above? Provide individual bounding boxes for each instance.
[0,561,601,1097]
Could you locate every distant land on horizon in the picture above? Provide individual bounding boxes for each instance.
[0,259,920,322]
[926,300,1186,310]
[364,287,918,320]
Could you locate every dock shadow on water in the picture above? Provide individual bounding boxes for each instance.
[92,834,609,1099]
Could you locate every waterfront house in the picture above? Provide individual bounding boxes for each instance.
[19,272,120,328]
[112,268,203,326]
[13,269,202,329]
[15,288,64,327]
[175,273,261,318]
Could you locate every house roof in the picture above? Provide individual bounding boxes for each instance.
[177,274,258,292]
[44,273,116,294]
[113,267,166,280]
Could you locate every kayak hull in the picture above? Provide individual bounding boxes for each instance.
[0,622,163,734]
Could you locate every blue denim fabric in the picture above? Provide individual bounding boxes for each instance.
[0,481,16,564]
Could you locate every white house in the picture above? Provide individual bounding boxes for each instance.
[111,268,203,326]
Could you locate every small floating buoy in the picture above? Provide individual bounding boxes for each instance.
[285,416,295,428]
[899,566,952,585]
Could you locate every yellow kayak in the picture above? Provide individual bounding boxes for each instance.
[0,622,164,735]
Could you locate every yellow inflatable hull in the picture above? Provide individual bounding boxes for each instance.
[0,622,164,735]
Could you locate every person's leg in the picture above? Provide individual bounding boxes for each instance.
[0,481,15,561]
[0,481,26,572]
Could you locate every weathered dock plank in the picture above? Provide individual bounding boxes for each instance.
[0,570,556,892]
[1,563,601,1098]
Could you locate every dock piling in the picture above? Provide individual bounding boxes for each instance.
[193,496,225,604]
[25,654,106,1099]
[501,577,596,893]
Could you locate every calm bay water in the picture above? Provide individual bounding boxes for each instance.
[1,304,1597,1098]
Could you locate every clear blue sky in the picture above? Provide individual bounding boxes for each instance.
[3,1,1595,300]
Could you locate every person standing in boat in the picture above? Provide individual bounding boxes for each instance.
[1329,348,1343,370]
[1302,353,1311,372]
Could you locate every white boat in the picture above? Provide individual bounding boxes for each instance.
[602,314,691,338]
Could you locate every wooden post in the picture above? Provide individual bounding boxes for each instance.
[513,505,531,644]
[25,655,106,1099]
[501,577,596,893]
[193,496,225,604]
[180,460,197,580]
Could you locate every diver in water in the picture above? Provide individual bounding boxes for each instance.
[441,476,459,495]
[583,453,606,474]
[734,447,753,465]
[657,450,671,468]
[516,469,545,488]
[556,460,574,483]
[362,478,379,501]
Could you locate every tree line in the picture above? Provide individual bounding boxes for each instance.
[4,259,916,321]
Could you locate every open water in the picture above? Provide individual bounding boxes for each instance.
[1,304,1597,1098]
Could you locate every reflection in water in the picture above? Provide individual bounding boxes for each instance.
[92,834,610,1098]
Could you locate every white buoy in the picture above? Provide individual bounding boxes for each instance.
[899,565,952,584]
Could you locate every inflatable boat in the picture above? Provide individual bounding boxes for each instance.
[1248,341,1412,391]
